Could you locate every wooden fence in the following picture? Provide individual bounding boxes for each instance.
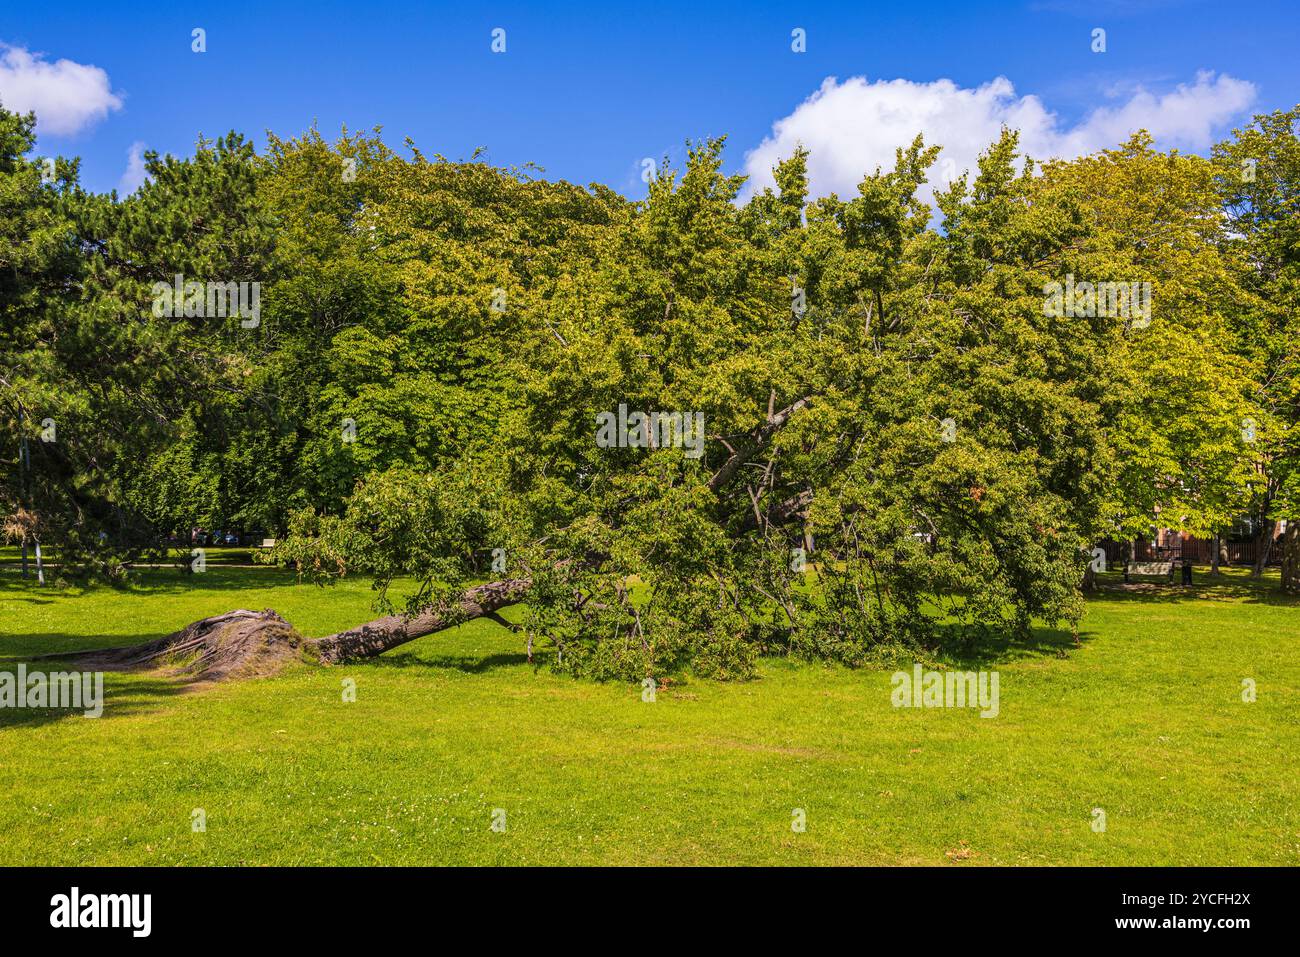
[1095,537,1281,567]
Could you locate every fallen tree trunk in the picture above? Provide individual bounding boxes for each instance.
[24,578,535,683]
[17,416,783,684]
[312,578,533,663]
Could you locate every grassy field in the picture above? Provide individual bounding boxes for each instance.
[0,564,1296,866]
[0,544,263,567]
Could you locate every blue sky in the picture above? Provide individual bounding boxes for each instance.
[3,0,1296,197]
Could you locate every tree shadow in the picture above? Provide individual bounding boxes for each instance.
[0,666,188,730]
[362,649,530,674]
[0,633,172,660]
[0,566,302,600]
[1086,571,1299,607]
[926,621,1089,669]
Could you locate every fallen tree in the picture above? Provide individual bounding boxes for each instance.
[17,127,1280,684]
[312,577,533,663]
[30,391,820,685]
[31,578,535,683]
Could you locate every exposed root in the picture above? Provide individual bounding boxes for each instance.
[37,609,306,682]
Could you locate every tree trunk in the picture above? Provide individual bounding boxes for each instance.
[1210,533,1221,575]
[1280,523,1300,593]
[312,578,532,663]
[1252,519,1276,578]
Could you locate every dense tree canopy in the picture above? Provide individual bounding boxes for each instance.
[3,101,1298,677]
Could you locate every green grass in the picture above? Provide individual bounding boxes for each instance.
[0,565,1296,865]
[0,545,264,567]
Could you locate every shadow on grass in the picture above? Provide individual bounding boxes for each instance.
[0,565,305,600]
[1085,570,1299,607]
[926,622,1089,668]
[0,633,172,660]
[365,650,531,674]
[0,666,188,729]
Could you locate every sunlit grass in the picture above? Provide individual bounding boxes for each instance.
[0,565,1296,865]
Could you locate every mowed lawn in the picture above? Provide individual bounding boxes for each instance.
[0,565,1296,866]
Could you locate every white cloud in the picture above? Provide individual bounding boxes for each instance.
[741,71,1255,203]
[118,141,147,195]
[0,43,123,136]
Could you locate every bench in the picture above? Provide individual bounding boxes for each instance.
[1123,560,1188,584]
[260,538,277,549]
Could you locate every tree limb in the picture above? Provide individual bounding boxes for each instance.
[708,395,812,492]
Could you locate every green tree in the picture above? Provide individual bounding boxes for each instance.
[1213,106,1300,582]
[1029,134,1258,569]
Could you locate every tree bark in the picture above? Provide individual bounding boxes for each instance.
[1280,523,1299,593]
[1252,519,1276,578]
[708,396,811,493]
[311,578,533,663]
